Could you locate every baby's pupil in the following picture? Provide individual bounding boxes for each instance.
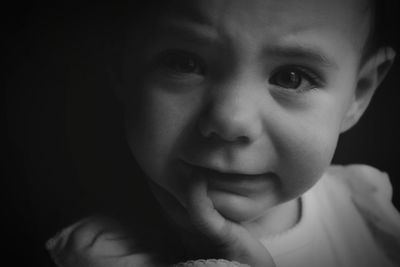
[167,53,199,74]
[277,70,301,89]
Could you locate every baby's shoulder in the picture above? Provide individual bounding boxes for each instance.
[323,164,393,201]
[315,165,400,265]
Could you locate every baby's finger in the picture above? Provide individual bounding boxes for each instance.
[46,216,167,267]
[186,178,236,246]
[185,178,276,267]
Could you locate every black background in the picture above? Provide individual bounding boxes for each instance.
[3,3,400,266]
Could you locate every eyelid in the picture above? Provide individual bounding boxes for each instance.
[145,49,209,88]
[271,64,326,89]
[154,49,206,73]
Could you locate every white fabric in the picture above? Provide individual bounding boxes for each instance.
[47,164,400,267]
[260,164,400,267]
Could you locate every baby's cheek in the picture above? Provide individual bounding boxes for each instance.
[278,124,340,198]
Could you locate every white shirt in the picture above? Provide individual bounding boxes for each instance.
[261,165,400,267]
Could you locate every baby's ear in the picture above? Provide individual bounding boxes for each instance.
[341,47,396,132]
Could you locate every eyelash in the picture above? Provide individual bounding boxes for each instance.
[269,65,325,93]
[154,49,206,78]
[151,49,325,92]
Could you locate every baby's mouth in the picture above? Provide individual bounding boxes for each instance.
[180,161,276,197]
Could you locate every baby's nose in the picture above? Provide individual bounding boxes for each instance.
[198,86,263,144]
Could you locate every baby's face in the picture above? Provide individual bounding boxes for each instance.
[121,0,372,224]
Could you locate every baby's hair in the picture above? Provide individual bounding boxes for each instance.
[115,0,398,46]
[99,0,398,82]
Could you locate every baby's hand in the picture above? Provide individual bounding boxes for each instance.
[46,217,167,267]
[182,180,276,267]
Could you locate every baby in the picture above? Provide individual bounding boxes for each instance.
[46,0,400,266]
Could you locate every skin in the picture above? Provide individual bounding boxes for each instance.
[117,0,394,265]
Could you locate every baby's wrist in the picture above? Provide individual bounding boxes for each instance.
[171,259,250,267]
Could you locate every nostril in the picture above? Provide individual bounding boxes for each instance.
[236,135,250,143]
[197,111,261,143]
[198,119,214,139]
[199,123,251,144]
[197,99,262,144]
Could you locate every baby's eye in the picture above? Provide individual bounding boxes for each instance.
[269,66,323,91]
[157,50,206,76]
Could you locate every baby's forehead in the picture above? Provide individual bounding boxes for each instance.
[163,0,371,21]
[151,0,373,52]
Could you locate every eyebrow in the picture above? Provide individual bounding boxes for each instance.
[262,45,339,70]
[157,19,219,45]
[158,19,338,70]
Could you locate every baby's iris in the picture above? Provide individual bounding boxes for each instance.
[159,50,206,75]
[270,66,322,91]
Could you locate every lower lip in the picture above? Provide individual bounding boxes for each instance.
[181,162,275,196]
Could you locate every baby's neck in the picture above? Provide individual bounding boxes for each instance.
[242,198,301,239]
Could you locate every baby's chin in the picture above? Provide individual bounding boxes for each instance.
[208,189,275,223]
